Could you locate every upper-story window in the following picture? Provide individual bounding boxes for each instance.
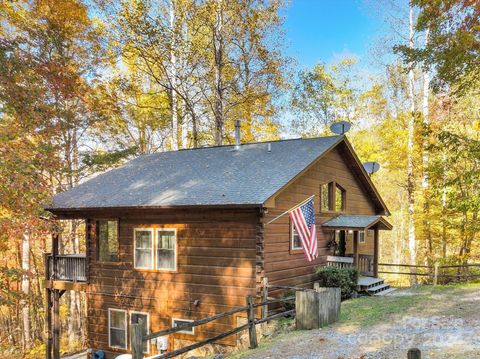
[98,220,118,262]
[157,229,176,270]
[134,228,177,271]
[320,182,346,213]
[335,184,346,212]
[290,219,302,250]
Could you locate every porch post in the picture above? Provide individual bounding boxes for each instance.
[353,231,359,269]
[373,228,379,277]
[51,231,60,359]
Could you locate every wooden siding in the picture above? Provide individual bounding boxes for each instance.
[263,145,378,289]
[85,208,259,358]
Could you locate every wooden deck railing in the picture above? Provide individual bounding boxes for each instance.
[326,255,374,276]
[45,254,87,282]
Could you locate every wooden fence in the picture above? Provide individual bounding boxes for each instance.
[378,262,480,284]
[132,281,341,359]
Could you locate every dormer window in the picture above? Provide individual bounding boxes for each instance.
[320,182,346,213]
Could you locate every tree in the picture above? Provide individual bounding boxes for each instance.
[290,57,359,135]
[395,0,480,93]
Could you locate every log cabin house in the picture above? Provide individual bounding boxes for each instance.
[44,134,392,358]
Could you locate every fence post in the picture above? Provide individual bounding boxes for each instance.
[131,319,144,359]
[433,262,439,286]
[246,295,258,349]
[407,348,421,359]
[262,277,268,320]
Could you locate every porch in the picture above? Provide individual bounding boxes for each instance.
[322,214,393,279]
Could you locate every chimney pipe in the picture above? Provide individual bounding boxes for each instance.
[234,120,241,150]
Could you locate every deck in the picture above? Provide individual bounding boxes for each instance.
[44,253,87,291]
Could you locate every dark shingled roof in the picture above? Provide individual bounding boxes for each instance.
[322,215,392,230]
[48,136,343,210]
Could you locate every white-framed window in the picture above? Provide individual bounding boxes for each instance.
[172,318,195,334]
[359,231,366,243]
[130,311,150,353]
[156,229,177,270]
[134,228,154,269]
[290,220,302,250]
[108,309,127,349]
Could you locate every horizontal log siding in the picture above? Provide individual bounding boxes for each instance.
[86,208,259,357]
[263,146,377,289]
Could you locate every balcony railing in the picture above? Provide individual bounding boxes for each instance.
[46,254,87,282]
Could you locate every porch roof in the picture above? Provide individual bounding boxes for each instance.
[321,215,392,230]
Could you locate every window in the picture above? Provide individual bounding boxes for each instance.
[98,220,118,262]
[320,183,330,212]
[320,182,346,212]
[157,229,176,270]
[131,312,149,353]
[290,220,302,250]
[359,231,366,243]
[173,318,194,334]
[335,184,345,212]
[109,309,127,349]
[134,229,154,269]
[367,229,374,237]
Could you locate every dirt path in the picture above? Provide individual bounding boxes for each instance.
[232,284,480,359]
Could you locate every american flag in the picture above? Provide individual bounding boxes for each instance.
[289,198,318,262]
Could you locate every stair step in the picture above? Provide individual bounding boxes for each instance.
[367,283,390,294]
[358,276,384,288]
[374,287,397,296]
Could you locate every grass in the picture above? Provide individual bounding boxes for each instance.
[339,282,480,327]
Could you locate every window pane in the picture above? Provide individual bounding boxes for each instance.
[109,310,126,349]
[173,319,194,334]
[99,220,118,262]
[335,186,344,212]
[135,230,153,268]
[291,223,302,250]
[321,183,330,212]
[131,313,148,352]
[157,231,176,270]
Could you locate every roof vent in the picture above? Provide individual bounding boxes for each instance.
[234,120,241,150]
[267,143,271,153]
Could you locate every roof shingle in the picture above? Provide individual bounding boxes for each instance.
[48,136,343,210]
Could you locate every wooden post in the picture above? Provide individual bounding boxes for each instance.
[246,295,258,349]
[433,262,439,286]
[51,232,60,359]
[407,348,421,359]
[262,277,268,320]
[295,290,320,330]
[353,231,359,270]
[373,228,379,278]
[52,289,60,359]
[131,319,144,359]
[44,252,52,359]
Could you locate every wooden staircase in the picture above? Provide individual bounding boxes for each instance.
[357,276,396,296]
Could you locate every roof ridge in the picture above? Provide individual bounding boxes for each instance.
[140,135,343,157]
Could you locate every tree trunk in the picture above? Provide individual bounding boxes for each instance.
[441,151,448,258]
[213,0,225,145]
[407,6,417,285]
[421,28,432,260]
[21,230,31,351]
[170,0,179,150]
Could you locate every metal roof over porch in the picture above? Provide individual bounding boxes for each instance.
[321,215,392,230]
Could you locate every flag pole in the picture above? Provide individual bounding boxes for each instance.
[265,195,315,225]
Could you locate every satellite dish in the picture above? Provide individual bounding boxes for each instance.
[363,161,380,175]
[330,121,351,135]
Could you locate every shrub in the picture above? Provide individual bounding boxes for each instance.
[316,266,359,300]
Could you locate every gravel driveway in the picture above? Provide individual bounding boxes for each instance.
[232,284,480,359]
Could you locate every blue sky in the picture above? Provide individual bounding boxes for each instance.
[282,0,384,68]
